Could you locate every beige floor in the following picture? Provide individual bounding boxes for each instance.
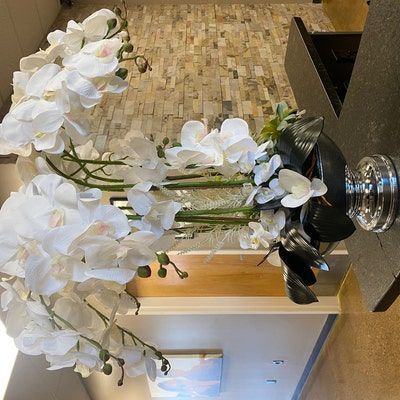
[53,3,333,151]
[301,268,400,400]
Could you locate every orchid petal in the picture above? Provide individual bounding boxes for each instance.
[85,268,136,284]
[181,120,207,147]
[310,178,328,197]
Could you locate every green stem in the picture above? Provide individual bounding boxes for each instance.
[40,295,103,350]
[47,157,251,191]
[176,206,254,217]
[165,172,220,181]
[69,142,124,183]
[175,216,255,224]
[127,214,254,225]
[85,301,170,370]
[46,157,131,191]
[163,179,252,190]
[124,206,254,218]
[63,153,127,166]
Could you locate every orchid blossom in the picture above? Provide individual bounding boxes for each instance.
[279,169,327,208]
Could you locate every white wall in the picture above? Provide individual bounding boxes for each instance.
[0,164,22,205]
[0,0,61,112]
[4,353,91,400]
[85,314,328,400]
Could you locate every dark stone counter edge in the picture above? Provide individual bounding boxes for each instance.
[289,17,343,118]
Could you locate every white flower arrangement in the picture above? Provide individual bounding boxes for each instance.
[0,3,355,388]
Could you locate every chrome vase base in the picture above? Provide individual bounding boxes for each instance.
[346,155,399,232]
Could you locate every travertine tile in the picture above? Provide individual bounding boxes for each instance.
[52,3,333,147]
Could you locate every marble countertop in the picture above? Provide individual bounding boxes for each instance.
[286,0,400,311]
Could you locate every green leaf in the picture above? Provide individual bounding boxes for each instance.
[276,102,286,121]
[277,120,288,131]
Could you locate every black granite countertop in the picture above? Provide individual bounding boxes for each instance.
[286,0,400,311]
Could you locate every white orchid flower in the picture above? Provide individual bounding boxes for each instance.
[118,347,143,377]
[15,324,80,356]
[132,200,182,239]
[269,177,285,197]
[166,118,268,176]
[279,169,327,208]
[63,38,122,79]
[216,118,269,176]
[46,343,100,377]
[77,279,136,314]
[118,346,158,381]
[0,176,80,244]
[11,71,29,104]
[64,70,103,108]
[53,295,104,334]
[110,134,168,184]
[80,236,135,285]
[62,10,120,56]
[49,200,130,255]
[119,231,159,268]
[81,9,120,42]
[0,281,49,337]
[253,154,282,186]
[0,98,65,154]
[74,140,100,160]
[0,222,37,277]
[46,29,67,59]
[93,75,129,94]
[237,140,271,174]
[24,239,88,296]
[260,210,286,239]
[127,181,157,216]
[127,182,182,238]
[244,184,275,206]
[165,121,221,170]
[25,174,81,226]
[19,51,51,74]
[62,20,85,55]
[24,63,62,99]
[239,222,274,250]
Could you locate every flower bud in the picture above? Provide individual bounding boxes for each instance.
[103,363,113,375]
[116,68,128,80]
[180,271,189,279]
[99,349,110,362]
[137,265,152,278]
[162,137,170,145]
[137,63,148,74]
[123,43,134,53]
[161,364,168,372]
[158,267,167,278]
[157,147,165,158]
[113,6,122,16]
[157,252,170,266]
